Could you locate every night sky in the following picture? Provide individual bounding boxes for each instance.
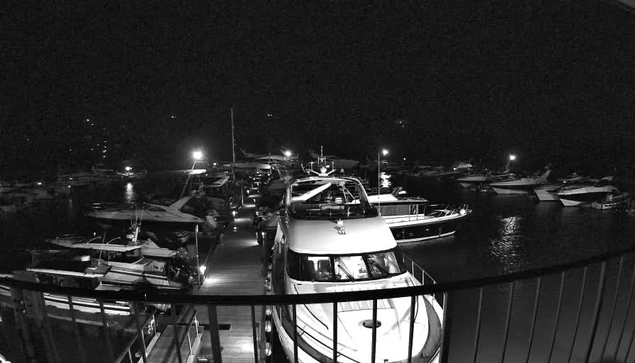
[1,1,634,177]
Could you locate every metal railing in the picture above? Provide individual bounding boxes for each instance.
[3,244,635,363]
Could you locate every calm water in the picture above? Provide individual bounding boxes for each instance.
[1,174,635,362]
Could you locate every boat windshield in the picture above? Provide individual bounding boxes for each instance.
[287,249,406,282]
[288,179,377,220]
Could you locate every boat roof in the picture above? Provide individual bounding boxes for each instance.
[27,260,110,277]
[287,217,396,255]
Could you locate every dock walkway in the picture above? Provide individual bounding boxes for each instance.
[194,207,266,363]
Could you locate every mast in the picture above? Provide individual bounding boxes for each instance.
[231,107,236,179]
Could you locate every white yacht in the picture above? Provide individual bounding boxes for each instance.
[85,195,205,228]
[456,171,514,189]
[557,177,617,207]
[367,188,471,242]
[533,174,591,202]
[489,170,551,195]
[269,169,444,363]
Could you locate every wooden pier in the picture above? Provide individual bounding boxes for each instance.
[148,207,266,363]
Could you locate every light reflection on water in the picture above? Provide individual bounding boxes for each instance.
[488,216,528,274]
[124,182,135,204]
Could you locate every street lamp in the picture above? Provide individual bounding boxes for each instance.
[283,150,292,158]
[509,154,516,162]
[378,148,389,202]
[180,150,203,199]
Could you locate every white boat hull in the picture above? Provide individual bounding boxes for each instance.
[534,188,559,201]
[559,198,587,207]
[492,187,530,195]
[272,294,443,363]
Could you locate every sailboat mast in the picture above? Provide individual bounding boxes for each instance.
[231,107,236,178]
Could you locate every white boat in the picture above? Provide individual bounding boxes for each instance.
[269,169,444,363]
[557,177,617,207]
[591,192,631,210]
[41,228,196,294]
[489,170,551,195]
[0,263,135,316]
[456,171,515,189]
[534,174,591,202]
[368,188,471,242]
[85,195,205,228]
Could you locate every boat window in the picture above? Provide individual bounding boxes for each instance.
[147,206,165,212]
[289,180,377,220]
[287,250,406,282]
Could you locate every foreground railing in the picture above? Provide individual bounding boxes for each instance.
[3,245,635,363]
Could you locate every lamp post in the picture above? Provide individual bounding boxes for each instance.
[180,150,203,199]
[378,148,389,201]
[508,153,516,172]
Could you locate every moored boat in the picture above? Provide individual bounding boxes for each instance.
[368,188,471,242]
[557,177,617,207]
[591,192,631,210]
[489,170,551,195]
[268,168,444,363]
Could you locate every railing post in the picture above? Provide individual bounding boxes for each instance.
[170,305,183,363]
[566,266,589,363]
[99,300,116,363]
[524,277,542,363]
[471,287,484,363]
[440,292,452,363]
[208,305,223,363]
[598,257,624,360]
[333,302,338,363]
[9,287,39,363]
[67,296,87,363]
[612,263,635,363]
[251,305,258,363]
[500,282,515,363]
[371,299,378,363]
[583,261,608,363]
[133,303,148,363]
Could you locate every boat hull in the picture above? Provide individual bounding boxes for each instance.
[491,187,531,195]
[534,188,560,201]
[591,193,631,210]
[387,215,465,243]
[272,294,442,363]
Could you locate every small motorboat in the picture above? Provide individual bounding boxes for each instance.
[591,192,631,210]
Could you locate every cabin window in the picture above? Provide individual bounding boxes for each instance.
[286,250,406,282]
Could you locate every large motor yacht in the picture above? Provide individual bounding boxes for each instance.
[269,167,444,363]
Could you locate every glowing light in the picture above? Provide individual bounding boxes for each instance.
[509,154,516,161]
[265,342,272,356]
[36,182,42,186]
[459,209,467,215]
[125,166,132,172]
[199,265,207,274]
[381,149,389,156]
[192,150,203,160]
[232,210,238,217]
[124,183,134,203]
[283,150,292,158]
[265,320,272,332]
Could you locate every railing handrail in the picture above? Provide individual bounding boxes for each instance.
[2,243,635,306]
